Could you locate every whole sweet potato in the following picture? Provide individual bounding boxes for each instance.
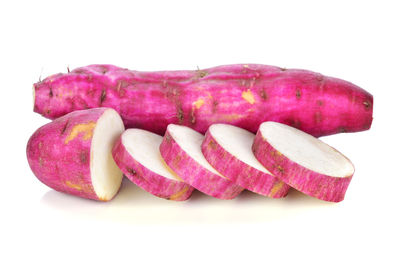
[34,64,373,137]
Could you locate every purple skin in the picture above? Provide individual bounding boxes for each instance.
[26,108,110,201]
[252,130,353,202]
[112,136,194,201]
[159,129,244,200]
[34,64,373,137]
[201,130,290,198]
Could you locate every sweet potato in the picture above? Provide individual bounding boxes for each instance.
[159,124,244,200]
[26,108,125,201]
[33,64,373,137]
[201,124,290,198]
[112,129,194,201]
[252,122,354,202]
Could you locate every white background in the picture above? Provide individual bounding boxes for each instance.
[1,0,399,264]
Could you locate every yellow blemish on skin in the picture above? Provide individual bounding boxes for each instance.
[65,180,82,191]
[172,155,182,169]
[65,122,96,144]
[159,154,183,181]
[243,64,249,68]
[270,181,285,197]
[59,90,73,98]
[169,186,190,200]
[193,98,205,109]
[271,150,282,157]
[208,139,217,150]
[98,196,109,202]
[211,114,244,123]
[242,89,255,104]
[225,114,244,121]
[57,89,71,98]
[277,165,284,173]
[203,91,213,100]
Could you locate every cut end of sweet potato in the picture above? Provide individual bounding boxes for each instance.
[259,122,354,178]
[90,108,125,201]
[254,121,354,202]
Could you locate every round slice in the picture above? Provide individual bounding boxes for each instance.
[201,124,290,198]
[27,108,125,201]
[252,121,355,202]
[112,129,194,201]
[160,124,244,200]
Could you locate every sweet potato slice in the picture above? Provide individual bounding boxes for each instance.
[253,122,354,202]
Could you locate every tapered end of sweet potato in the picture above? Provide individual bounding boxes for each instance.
[33,77,61,119]
[33,72,80,120]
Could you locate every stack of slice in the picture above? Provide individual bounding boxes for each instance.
[159,124,244,200]
[27,108,355,202]
[112,129,194,201]
[201,124,290,198]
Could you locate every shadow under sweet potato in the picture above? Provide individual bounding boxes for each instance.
[41,179,335,224]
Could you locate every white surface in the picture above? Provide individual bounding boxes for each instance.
[260,122,354,177]
[1,0,399,265]
[122,129,180,181]
[209,124,271,174]
[91,108,125,200]
[167,124,224,176]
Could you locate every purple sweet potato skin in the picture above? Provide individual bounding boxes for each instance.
[34,64,373,137]
[159,129,244,200]
[201,130,290,198]
[252,130,353,202]
[26,108,108,201]
[112,136,194,201]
